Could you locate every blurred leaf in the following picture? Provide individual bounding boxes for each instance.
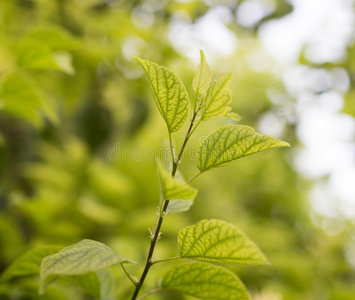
[0,215,24,264]
[59,272,101,298]
[166,200,194,215]
[88,160,133,201]
[0,246,63,283]
[202,75,232,121]
[39,239,134,294]
[193,50,212,97]
[96,268,117,300]
[26,25,81,51]
[343,90,355,117]
[133,57,190,132]
[161,262,249,300]
[0,72,43,127]
[197,125,290,172]
[78,196,120,225]
[226,112,241,121]
[157,161,197,201]
[178,219,267,265]
[53,52,75,75]
[16,38,75,74]
[16,39,61,71]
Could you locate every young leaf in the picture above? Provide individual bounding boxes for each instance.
[193,50,212,96]
[161,262,249,300]
[178,219,267,265]
[226,112,241,121]
[157,161,197,201]
[166,200,194,215]
[197,124,290,172]
[133,57,190,132]
[202,75,232,121]
[0,246,63,283]
[39,239,134,294]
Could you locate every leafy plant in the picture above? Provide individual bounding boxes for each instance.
[0,51,289,299]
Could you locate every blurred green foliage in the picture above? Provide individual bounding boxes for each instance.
[0,0,354,299]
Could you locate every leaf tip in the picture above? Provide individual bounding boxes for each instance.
[281,141,291,147]
[131,56,140,62]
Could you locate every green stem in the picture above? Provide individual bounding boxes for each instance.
[151,255,181,265]
[121,263,138,286]
[185,172,203,184]
[131,112,200,300]
[175,112,198,167]
[137,287,163,300]
[168,132,176,163]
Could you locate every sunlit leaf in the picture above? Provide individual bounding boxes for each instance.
[197,124,290,172]
[226,112,241,121]
[166,200,194,215]
[39,239,134,294]
[178,219,267,265]
[193,50,212,96]
[0,246,63,283]
[133,57,190,132]
[157,161,197,201]
[53,52,75,75]
[202,75,232,120]
[161,262,249,300]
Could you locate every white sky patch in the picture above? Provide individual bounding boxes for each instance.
[236,0,275,28]
[259,0,354,65]
[168,6,237,63]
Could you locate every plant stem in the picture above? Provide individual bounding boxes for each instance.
[137,287,163,300]
[151,255,181,265]
[131,112,199,300]
[175,112,198,167]
[168,132,175,163]
[185,172,203,184]
[121,263,138,286]
[130,200,170,300]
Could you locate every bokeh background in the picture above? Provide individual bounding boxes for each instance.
[0,0,355,299]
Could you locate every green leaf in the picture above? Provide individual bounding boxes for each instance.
[16,38,75,74]
[96,268,117,300]
[157,161,197,201]
[193,50,212,96]
[0,73,43,127]
[26,25,81,51]
[59,272,101,299]
[133,57,190,132]
[178,219,267,265]
[0,246,63,283]
[16,39,62,71]
[197,124,290,172]
[202,75,232,121]
[161,262,249,300]
[39,239,134,294]
[166,200,194,215]
[53,52,75,75]
[226,112,241,121]
[0,72,59,127]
